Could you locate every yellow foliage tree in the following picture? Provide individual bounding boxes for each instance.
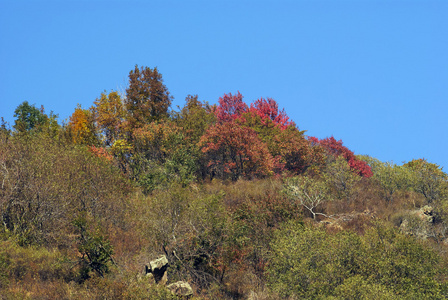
[92,91,125,146]
[67,105,97,145]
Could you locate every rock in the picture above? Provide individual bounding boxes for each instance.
[145,255,168,284]
[145,272,155,284]
[167,281,193,298]
[150,255,169,271]
[400,209,434,240]
[416,205,434,223]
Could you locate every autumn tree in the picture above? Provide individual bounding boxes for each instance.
[248,97,293,130]
[265,125,313,174]
[67,104,98,145]
[309,136,372,177]
[125,65,172,130]
[238,97,317,175]
[92,91,125,146]
[199,122,274,180]
[215,91,247,123]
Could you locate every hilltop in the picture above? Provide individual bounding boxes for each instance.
[1,66,447,299]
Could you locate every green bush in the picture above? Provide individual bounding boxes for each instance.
[267,220,447,299]
[73,216,114,281]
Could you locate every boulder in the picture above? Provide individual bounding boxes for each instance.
[145,255,168,284]
[416,205,434,223]
[399,207,435,240]
[167,281,193,298]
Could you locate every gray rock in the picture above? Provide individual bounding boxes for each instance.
[167,281,193,297]
[416,205,434,223]
[145,255,168,284]
[150,255,169,271]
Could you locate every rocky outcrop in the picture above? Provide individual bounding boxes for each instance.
[145,255,168,284]
[415,205,434,223]
[144,255,194,297]
[399,206,435,240]
[167,281,193,298]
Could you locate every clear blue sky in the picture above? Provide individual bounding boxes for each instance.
[1,0,447,170]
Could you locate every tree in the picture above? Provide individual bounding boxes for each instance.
[92,91,125,146]
[403,159,448,203]
[199,122,274,180]
[215,92,247,123]
[125,65,172,130]
[0,134,129,246]
[359,156,410,202]
[73,216,114,281]
[248,97,293,130]
[323,156,362,202]
[283,176,332,219]
[309,136,372,177]
[173,95,216,143]
[270,126,314,174]
[13,101,59,136]
[67,104,98,145]
[13,101,47,132]
[238,98,313,175]
[267,221,363,299]
[132,120,198,193]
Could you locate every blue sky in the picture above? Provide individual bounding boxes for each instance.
[1,0,447,170]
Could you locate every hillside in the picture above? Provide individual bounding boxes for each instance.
[1,66,447,299]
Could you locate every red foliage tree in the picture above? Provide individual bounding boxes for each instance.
[248,97,293,130]
[309,136,372,177]
[199,122,274,180]
[215,92,248,123]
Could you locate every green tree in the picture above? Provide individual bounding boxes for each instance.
[125,65,172,130]
[13,101,47,132]
[404,159,448,203]
[173,94,216,144]
[13,101,59,136]
[73,216,114,281]
[359,222,444,298]
[360,156,410,202]
[323,156,361,202]
[132,120,198,193]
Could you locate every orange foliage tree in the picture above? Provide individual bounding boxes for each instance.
[239,99,313,174]
[199,121,274,180]
[67,105,98,145]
